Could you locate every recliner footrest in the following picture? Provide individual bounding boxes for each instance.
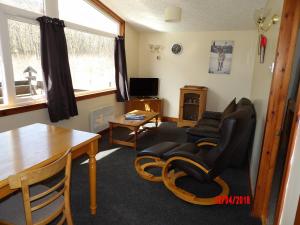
[135,142,181,182]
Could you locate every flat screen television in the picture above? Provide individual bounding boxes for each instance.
[129,78,158,97]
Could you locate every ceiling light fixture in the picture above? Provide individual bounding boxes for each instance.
[164,6,181,22]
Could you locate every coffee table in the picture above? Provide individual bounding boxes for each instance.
[109,110,159,150]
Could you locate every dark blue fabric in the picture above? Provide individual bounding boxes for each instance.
[114,36,129,102]
[37,16,78,122]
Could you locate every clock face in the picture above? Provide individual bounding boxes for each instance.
[171,44,182,54]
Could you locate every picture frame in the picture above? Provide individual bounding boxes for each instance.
[208,40,234,75]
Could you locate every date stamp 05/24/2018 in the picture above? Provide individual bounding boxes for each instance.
[215,195,251,205]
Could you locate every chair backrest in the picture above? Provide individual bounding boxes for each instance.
[219,97,256,167]
[208,108,253,178]
[236,97,252,110]
[8,150,73,225]
[220,97,236,121]
[230,101,256,167]
[213,98,236,131]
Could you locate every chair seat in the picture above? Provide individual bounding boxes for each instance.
[163,144,220,174]
[137,142,180,158]
[0,185,64,225]
[161,143,197,160]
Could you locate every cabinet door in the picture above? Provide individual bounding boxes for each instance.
[182,93,200,121]
[198,91,207,119]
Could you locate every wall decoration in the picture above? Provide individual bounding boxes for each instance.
[258,35,267,63]
[208,40,234,74]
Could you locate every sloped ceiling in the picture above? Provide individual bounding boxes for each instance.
[100,0,268,32]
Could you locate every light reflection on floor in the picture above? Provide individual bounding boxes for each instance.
[80,147,120,165]
[128,121,162,135]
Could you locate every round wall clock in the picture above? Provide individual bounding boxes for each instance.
[171,43,182,55]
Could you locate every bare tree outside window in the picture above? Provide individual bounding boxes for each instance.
[65,28,115,92]
[8,19,45,99]
[0,0,44,13]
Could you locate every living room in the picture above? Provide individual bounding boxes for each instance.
[0,0,300,225]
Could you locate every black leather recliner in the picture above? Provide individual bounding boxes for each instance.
[162,108,253,205]
[135,108,254,205]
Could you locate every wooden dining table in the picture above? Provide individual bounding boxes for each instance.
[0,123,100,215]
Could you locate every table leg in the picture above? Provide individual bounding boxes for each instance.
[155,115,159,128]
[134,128,138,150]
[109,123,113,146]
[87,140,98,215]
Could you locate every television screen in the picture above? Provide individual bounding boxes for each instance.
[129,78,158,97]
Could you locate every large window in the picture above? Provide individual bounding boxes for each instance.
[58,0,119,35]
[0,0,44,14]
[8,19,44,100]
[65,28,115,92]
[0,0,120,108]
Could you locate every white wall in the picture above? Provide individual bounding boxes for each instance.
[0,24,140,132]
[138,31,257,118]
[125,23,139,77]
[279,127,300,225]
[249,0,284,192]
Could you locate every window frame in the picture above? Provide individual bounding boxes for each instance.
[0,0,125,115]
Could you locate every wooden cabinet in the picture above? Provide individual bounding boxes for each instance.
[125,98,163,118]
[177,86,208,127]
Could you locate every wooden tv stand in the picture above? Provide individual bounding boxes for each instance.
[125,98,163,118]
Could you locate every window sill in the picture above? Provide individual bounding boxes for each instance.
[0,89,117,117]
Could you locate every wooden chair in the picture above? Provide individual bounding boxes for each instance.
[0,150,73,225]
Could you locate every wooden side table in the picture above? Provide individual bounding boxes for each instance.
[109,110,159,150]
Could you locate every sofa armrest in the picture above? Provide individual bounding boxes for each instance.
[195,138,219,147]
[202,111,222,120]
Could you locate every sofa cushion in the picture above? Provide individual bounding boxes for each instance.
[161,143,197,160]
[197,118,220,128]
[186,126,219,136]
[201,111,222,120]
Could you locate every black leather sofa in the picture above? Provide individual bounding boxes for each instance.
[185,97,256,167]
[186,98,236,142]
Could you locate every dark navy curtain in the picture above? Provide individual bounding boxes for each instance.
[37,16,78,122]
[114,36,129,102]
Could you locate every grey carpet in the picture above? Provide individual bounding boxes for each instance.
[65,122,261,225]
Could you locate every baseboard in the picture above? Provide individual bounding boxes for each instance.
[162,116,178,122]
